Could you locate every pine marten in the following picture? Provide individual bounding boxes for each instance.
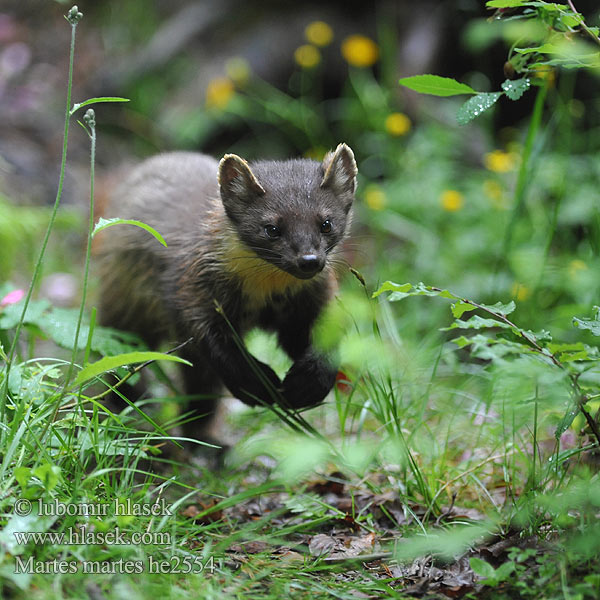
[97,144,357,435]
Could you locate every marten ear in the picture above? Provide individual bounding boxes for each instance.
[218,154,265,201]
[320,143,357,197]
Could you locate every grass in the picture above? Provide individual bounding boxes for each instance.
[1,2,600,599]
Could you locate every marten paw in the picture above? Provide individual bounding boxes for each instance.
[282,354,337,408]
[231,359,282,407]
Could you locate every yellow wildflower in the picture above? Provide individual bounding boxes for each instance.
[440,190,464,212]
[483,179,508,210]
[568,259,587,279]
[511,282,531,302]
[205,77,234,109]
[484,150,517,173]
[364,185,386,211]
[385,112,411,137]
[341,34,379,67]
[483,179,502,200]
[532,66,556,87]
[225,57,251,85]
[305,21,333,47]
[294,44,321,68]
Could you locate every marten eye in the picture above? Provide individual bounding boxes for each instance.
[321,220,332,234]
[264,225,281,239]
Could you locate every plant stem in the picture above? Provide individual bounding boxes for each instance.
[42,111,97,450]
[1,16,79,429]
[567,1,600,47]
[63,111,96,396]
[501,79,548,257]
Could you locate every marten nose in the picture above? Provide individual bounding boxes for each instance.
[298,254,322,274]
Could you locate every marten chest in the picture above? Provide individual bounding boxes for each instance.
[237,292,291,333]
[224,242,308,312]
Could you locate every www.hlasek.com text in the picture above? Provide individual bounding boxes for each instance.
[14,526,171,546]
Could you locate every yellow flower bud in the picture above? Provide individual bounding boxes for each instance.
[385,112,411,136]
[440,190,464,212]
[364,185,386,211]
[205,77,234,109]
[305,21,333,47]
[341,34,379,67]
[294,44,321,69]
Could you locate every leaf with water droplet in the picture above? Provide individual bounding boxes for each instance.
[501,77,530,101]
[456,92,502,125]
[573,306,600,336]
[555,405,580,439]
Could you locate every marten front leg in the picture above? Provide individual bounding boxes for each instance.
[199,317,282,407]
[281,349,337,408]
[276,297,338,409]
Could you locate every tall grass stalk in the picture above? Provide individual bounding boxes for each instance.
[1,7,82,429]
[501,78,549,256]
[63,109,96,395]
[40,109,97,450]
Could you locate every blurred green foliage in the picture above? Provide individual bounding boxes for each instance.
[0,196,80,281]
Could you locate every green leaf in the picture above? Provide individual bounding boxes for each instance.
[26,307,139,354]
[443,315,513,331]
[452,335,474,349]
[547,342,598,362]
[555,405,580,438]
[451,301,475,318]
[479,300,516,316]
[373,281,461,302]
[92,217,167,247]
[501,77,531,100]
[559,13,582,28]
[457,92,502,125]
[495,561,516,580]
[573,307,600,336]
[0,298,50,331]
[88,325,142,357]
[372,281,413,299]
[469,557,497,581]
[486,0,526,7]
[13,467,31,490]
[514,43,560,55]
[32,464,61,492]
[0,511,56,556]
[559,351,591,362]
[396,523,494,561]
[70,97,129,116]
[74,351,192,386]
[452,300,516,319]
[474,339,534,362]
[1,299,141,354]
[398,75,477,97]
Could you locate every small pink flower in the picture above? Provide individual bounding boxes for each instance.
[0,289,25,308]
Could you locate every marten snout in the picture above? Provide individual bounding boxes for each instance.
[296,253,325,278]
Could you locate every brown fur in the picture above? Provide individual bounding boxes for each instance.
[97,145,357,437]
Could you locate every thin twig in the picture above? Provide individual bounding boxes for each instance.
[567,0,600,47]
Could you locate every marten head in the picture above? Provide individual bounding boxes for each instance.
[218,143,357,281]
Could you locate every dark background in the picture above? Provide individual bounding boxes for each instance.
[1,0,597,207]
